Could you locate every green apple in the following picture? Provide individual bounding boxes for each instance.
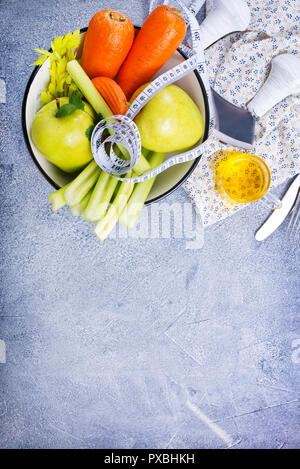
[134,85,204,153]
[31,97,95,173]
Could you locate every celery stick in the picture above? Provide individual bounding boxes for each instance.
[119,152,165,228]
[48,181,72,211]
[94,172,135,242]
[66,60,151,176]
[64,160,101,207]
[141,148,151,159]
[71,188,93,217]
[83,171,119,222]
[93,152,153,237]
[134,148,151,175]
[67,60,112,117]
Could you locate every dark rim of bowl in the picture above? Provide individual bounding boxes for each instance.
[22,26,209,205]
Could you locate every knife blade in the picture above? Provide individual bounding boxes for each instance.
[212,54,300,149]
[212,89,255,150]
[255,174,300,241]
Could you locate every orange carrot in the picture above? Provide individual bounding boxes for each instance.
[92,77,129,115]
[81,10,134,79]
[117,5,186,99]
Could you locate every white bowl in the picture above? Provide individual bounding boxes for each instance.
[22,28,209,204]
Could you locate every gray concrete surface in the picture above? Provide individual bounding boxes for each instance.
[0,0,299,449]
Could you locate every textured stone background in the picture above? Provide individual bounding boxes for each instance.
[0,0,299,449]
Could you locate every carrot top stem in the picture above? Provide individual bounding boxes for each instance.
[109,11,127,22]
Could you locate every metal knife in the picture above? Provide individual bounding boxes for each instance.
[212,54,300,149]
[196,1,300,150]
[255,174,300,241]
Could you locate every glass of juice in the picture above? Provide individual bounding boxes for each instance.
[215,151,281,208]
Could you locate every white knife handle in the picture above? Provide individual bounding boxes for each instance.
[247,54,300,118]
[199,0,251,49]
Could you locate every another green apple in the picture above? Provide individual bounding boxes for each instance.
[31,97,95,173]
[134,85,204,153]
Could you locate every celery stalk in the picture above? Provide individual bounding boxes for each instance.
[119,152,165,228]
[66,60,151,176]
[134,148,151,175]
[141,148,151,159]
[64,160,101,207]
[83,148,150,222]
[94,172,135,242]
[48,181,72,211]
[71,188,93,216]
[83,171,119,222]
[67,60,112,117]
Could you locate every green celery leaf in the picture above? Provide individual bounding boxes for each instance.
[32,30,81,105]
[94,113,104,125]
[69,90,84,110]
[85,125,94,141]
[56,103,77,117]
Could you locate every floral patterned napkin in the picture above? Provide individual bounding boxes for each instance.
[184,0,300,226]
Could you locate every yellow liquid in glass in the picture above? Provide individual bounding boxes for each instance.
[216,152,270,204]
